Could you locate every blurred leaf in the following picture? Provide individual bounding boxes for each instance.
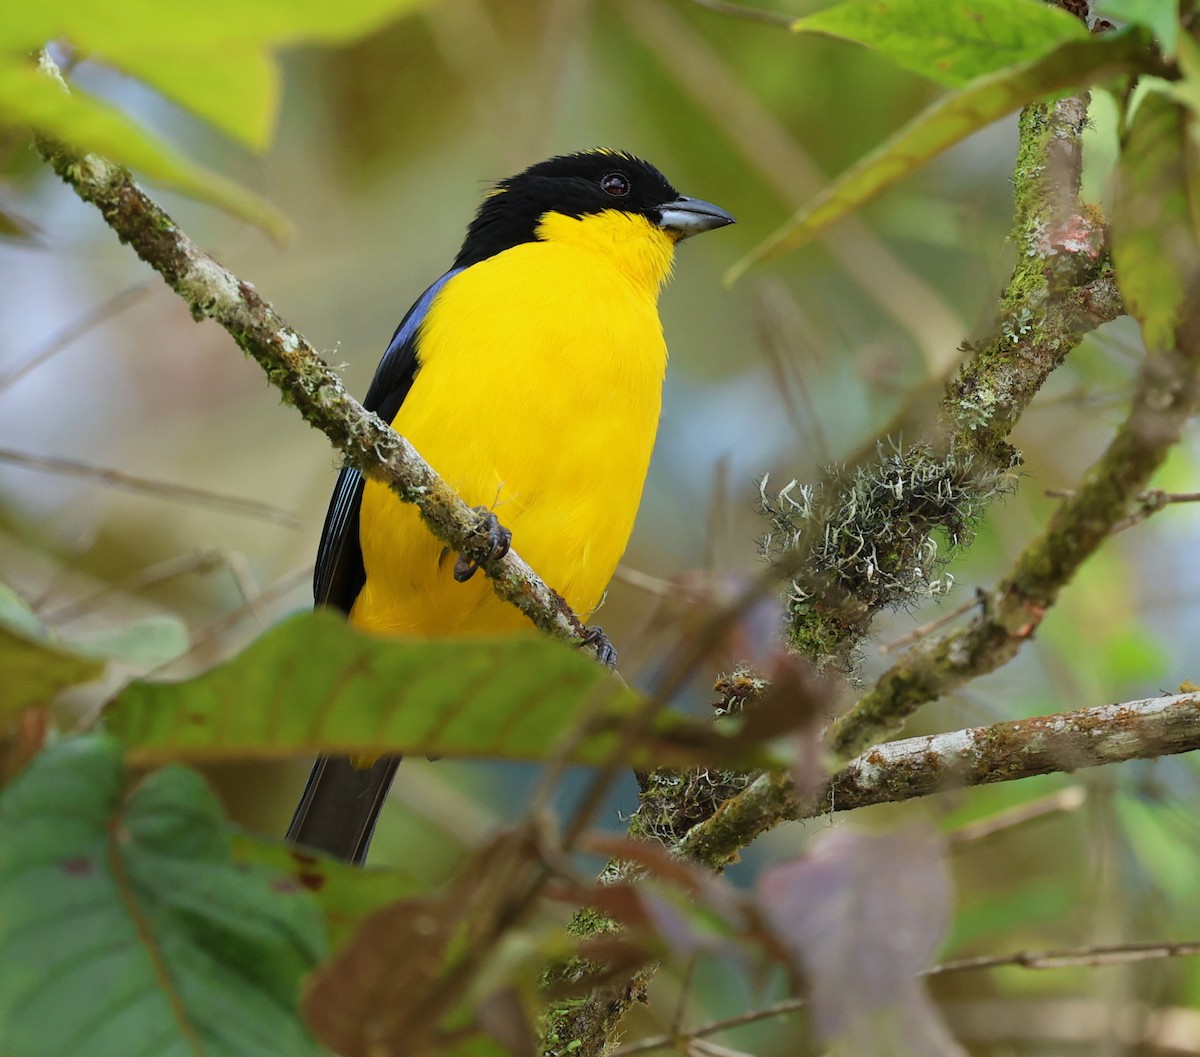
[792,0,1089,87]
[0,581,48,639]
[0,56,293,240]
[0,625,104,720]
[0,735,326,1057]
[1112,88,1200,350]
[106,611,779,770]
[4,0,431,149]
[303,831,540,1057]
[758,826,963,1057]
[230,832,430,950]
[1096,0,1178,58]
[71,614,190,666]
[0,203,39,239]
[728,30,1148,280]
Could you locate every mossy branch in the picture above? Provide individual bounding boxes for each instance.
[770,94,1122,673]
[34,134,600,658]
[676,690,1200,870]
[830,280,1200,756]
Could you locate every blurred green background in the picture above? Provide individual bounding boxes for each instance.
[2,1,1199,1052]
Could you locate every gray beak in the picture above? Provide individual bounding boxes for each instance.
[657,196,736,239]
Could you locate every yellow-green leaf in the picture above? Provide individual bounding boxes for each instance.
[1111,89,1200,350]
[793,0,1089,87]
[727,30,1148,282]
[0,57,293,241]
[106,611,772,770]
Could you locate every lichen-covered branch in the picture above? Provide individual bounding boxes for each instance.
[770,93,1122,672]
[34,136,596,654]
[676,691,1200,869]
[830,283,1200,757]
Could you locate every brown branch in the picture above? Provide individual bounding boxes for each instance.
[676,692,1200,869]
[33,117,600,657]
[611,939,1200,1055]
[829,283,1200,758]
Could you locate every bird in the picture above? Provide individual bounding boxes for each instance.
[286,149,734,864]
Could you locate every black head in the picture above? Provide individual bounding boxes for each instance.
[453,149,733,269]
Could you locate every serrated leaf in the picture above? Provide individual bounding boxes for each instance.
[727,30,1148,281]
[759,826,962,1057]
[0,625,105,720]
[1111,89,1200,350]
[793,0,1089,87]
[106,611,773,770]
[1096,0,1179,58]
[0,57,293,241]
[0,735,326,1057]
[231,832,430,950]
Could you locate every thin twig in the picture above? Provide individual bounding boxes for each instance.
[947,785,1087,845]
[611,939,1200,1055]
[40,548,228,624]
[1046,486,1200,533]
[0,278,156,392]
[878,591,983,655]
[0,447,301,527]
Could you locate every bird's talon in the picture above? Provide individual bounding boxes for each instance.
[579,625,618,668]
[453,507,511,582]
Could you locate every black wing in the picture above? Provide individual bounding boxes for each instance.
[313,268,464,612]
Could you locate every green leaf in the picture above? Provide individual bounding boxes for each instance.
[792,0,1089,87]
[231,832,430,950]
[0,587,106,720]
[1111,89,1200,350]
[727,30,1148,282]
[71,615,190,667]
[0,735,326,1057]
[0,57,293,241]
[1096,0,1179,58]
[3,0,430,150]
[106,611,772,770]
[0,626,104,719]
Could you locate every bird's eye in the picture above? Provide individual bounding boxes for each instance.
[600,172,630,197]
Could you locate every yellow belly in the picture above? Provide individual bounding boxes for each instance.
[351,235,669,636]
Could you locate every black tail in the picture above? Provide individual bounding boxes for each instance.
[286,755,401,864]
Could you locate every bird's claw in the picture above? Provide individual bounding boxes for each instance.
[453,506,512,582]
[579,625,618,668]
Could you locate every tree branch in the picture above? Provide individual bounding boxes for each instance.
[676,692,1200,869]
[34,122,599,656]
[830,281,1200,757]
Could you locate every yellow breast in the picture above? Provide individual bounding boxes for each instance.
[351,209,675,636]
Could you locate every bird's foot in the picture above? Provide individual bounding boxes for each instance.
[453,506,512,582]
[578,625,618,668]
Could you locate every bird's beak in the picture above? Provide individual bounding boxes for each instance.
[657,197,736,240]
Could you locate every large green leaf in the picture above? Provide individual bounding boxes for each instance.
[792,0,1089,87]
[0,57,293,241]
[0,735,326,1057]
[727,30,1148,282]
[1111,89,1200,350]
[106,611,769,770]
[3,0,430,149]
[1,0,428,234]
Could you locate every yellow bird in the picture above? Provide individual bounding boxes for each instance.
[287,150,734,862]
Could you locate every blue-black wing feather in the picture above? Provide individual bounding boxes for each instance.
[312,269,462,613]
